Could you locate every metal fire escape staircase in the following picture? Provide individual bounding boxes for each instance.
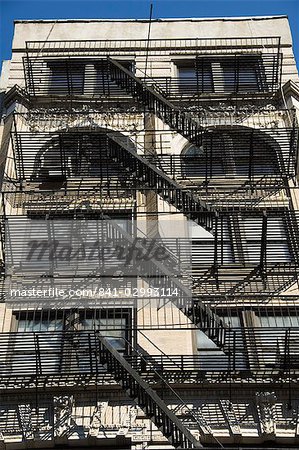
[107,58,203,148]
[106,134,298,302]
[104,59,217,231]
[124,219,226,349]
[102,58,299,300]
[108,134,214,230]
[3,46,297,447]
[92,215,227,350]
[96,331,203,448]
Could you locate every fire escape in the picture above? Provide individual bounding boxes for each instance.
[1,36,299,446]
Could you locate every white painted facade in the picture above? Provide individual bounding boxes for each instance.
[0,15,299,448]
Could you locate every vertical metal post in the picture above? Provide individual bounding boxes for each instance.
[248,129,254,185]
[58,134,66,178]
[260,211,268,277]
[205,133,209,186]
[12,115,25,183]
[66,59,71,96]
[213,213,219,289]
[235,55,239,93]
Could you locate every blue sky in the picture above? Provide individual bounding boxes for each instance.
[1,0,299,67]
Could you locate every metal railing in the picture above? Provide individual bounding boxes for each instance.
[0,328,299,383]
[25,36,281,56]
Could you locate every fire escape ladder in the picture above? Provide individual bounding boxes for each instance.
[218,175,287,209]
[269,262,299,295]
[96,332,202,449]
[184,300,226,348]
[107,58,203,147]
[284,210,299,265]
[108,134,214,231]
[102,214,227,349]
[16,404,34,440]
[287,117,299,177]
[0,219,5,270]
[226,262,297,296]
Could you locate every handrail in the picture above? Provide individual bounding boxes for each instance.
[96,331,203,448]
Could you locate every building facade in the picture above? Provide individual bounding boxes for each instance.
[0,15,299,448]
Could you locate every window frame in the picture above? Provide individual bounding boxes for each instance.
[174,53,268,95]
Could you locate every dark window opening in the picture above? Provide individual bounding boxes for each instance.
[47,59,134,96]
[13,308,133,353]
[31,132,130,181]
[178,66,196,79]
[182,143,205,158]
[177,55,268,94]
[80,309,132,354]
[221,55,267,93]
[181,130,280,179]
[48,60,85,95]
[177,60,214,93]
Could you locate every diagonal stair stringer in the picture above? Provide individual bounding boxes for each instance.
[96,331,203,449]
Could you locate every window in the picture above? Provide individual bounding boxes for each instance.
[32,137,67,180]
[177,58,210,93]
[48,60,85,95]
[177,60,214,94]
[15,310,64,332]
[191,217,234,267]
[183,144,204,158]
[48,59,134,97]
[60,133,105,177]
[195,59,214,93]
[13,308,132,352]
[80,309,131,354]
[180,129,280,180]
[73,309,133,372]
[221,55,267,93]
[177,55,268,95]
[9,309,133,376]
[178,66,196,79]
[248,313,299,370]
[180,143,205,178]
[196,315,248,371]
[241,215,291,265]
[32,133,109,180]
[11,311,64,374]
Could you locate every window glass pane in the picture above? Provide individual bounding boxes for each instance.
[13,314,64,374]
[48,61,85,95]
[50,66,68,93]
[260,315,299,328]
[18,318,63,332]
[177,62,202,96]
[238,65,258,92]
[221,56,266,93]
[183,144,204,158]
[178,67,196,79]
[81,316,127,352]
[178,60,214,93]
[196,59,214,92]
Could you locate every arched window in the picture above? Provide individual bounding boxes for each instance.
[32,133,107,180]
[180,128,281,180]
